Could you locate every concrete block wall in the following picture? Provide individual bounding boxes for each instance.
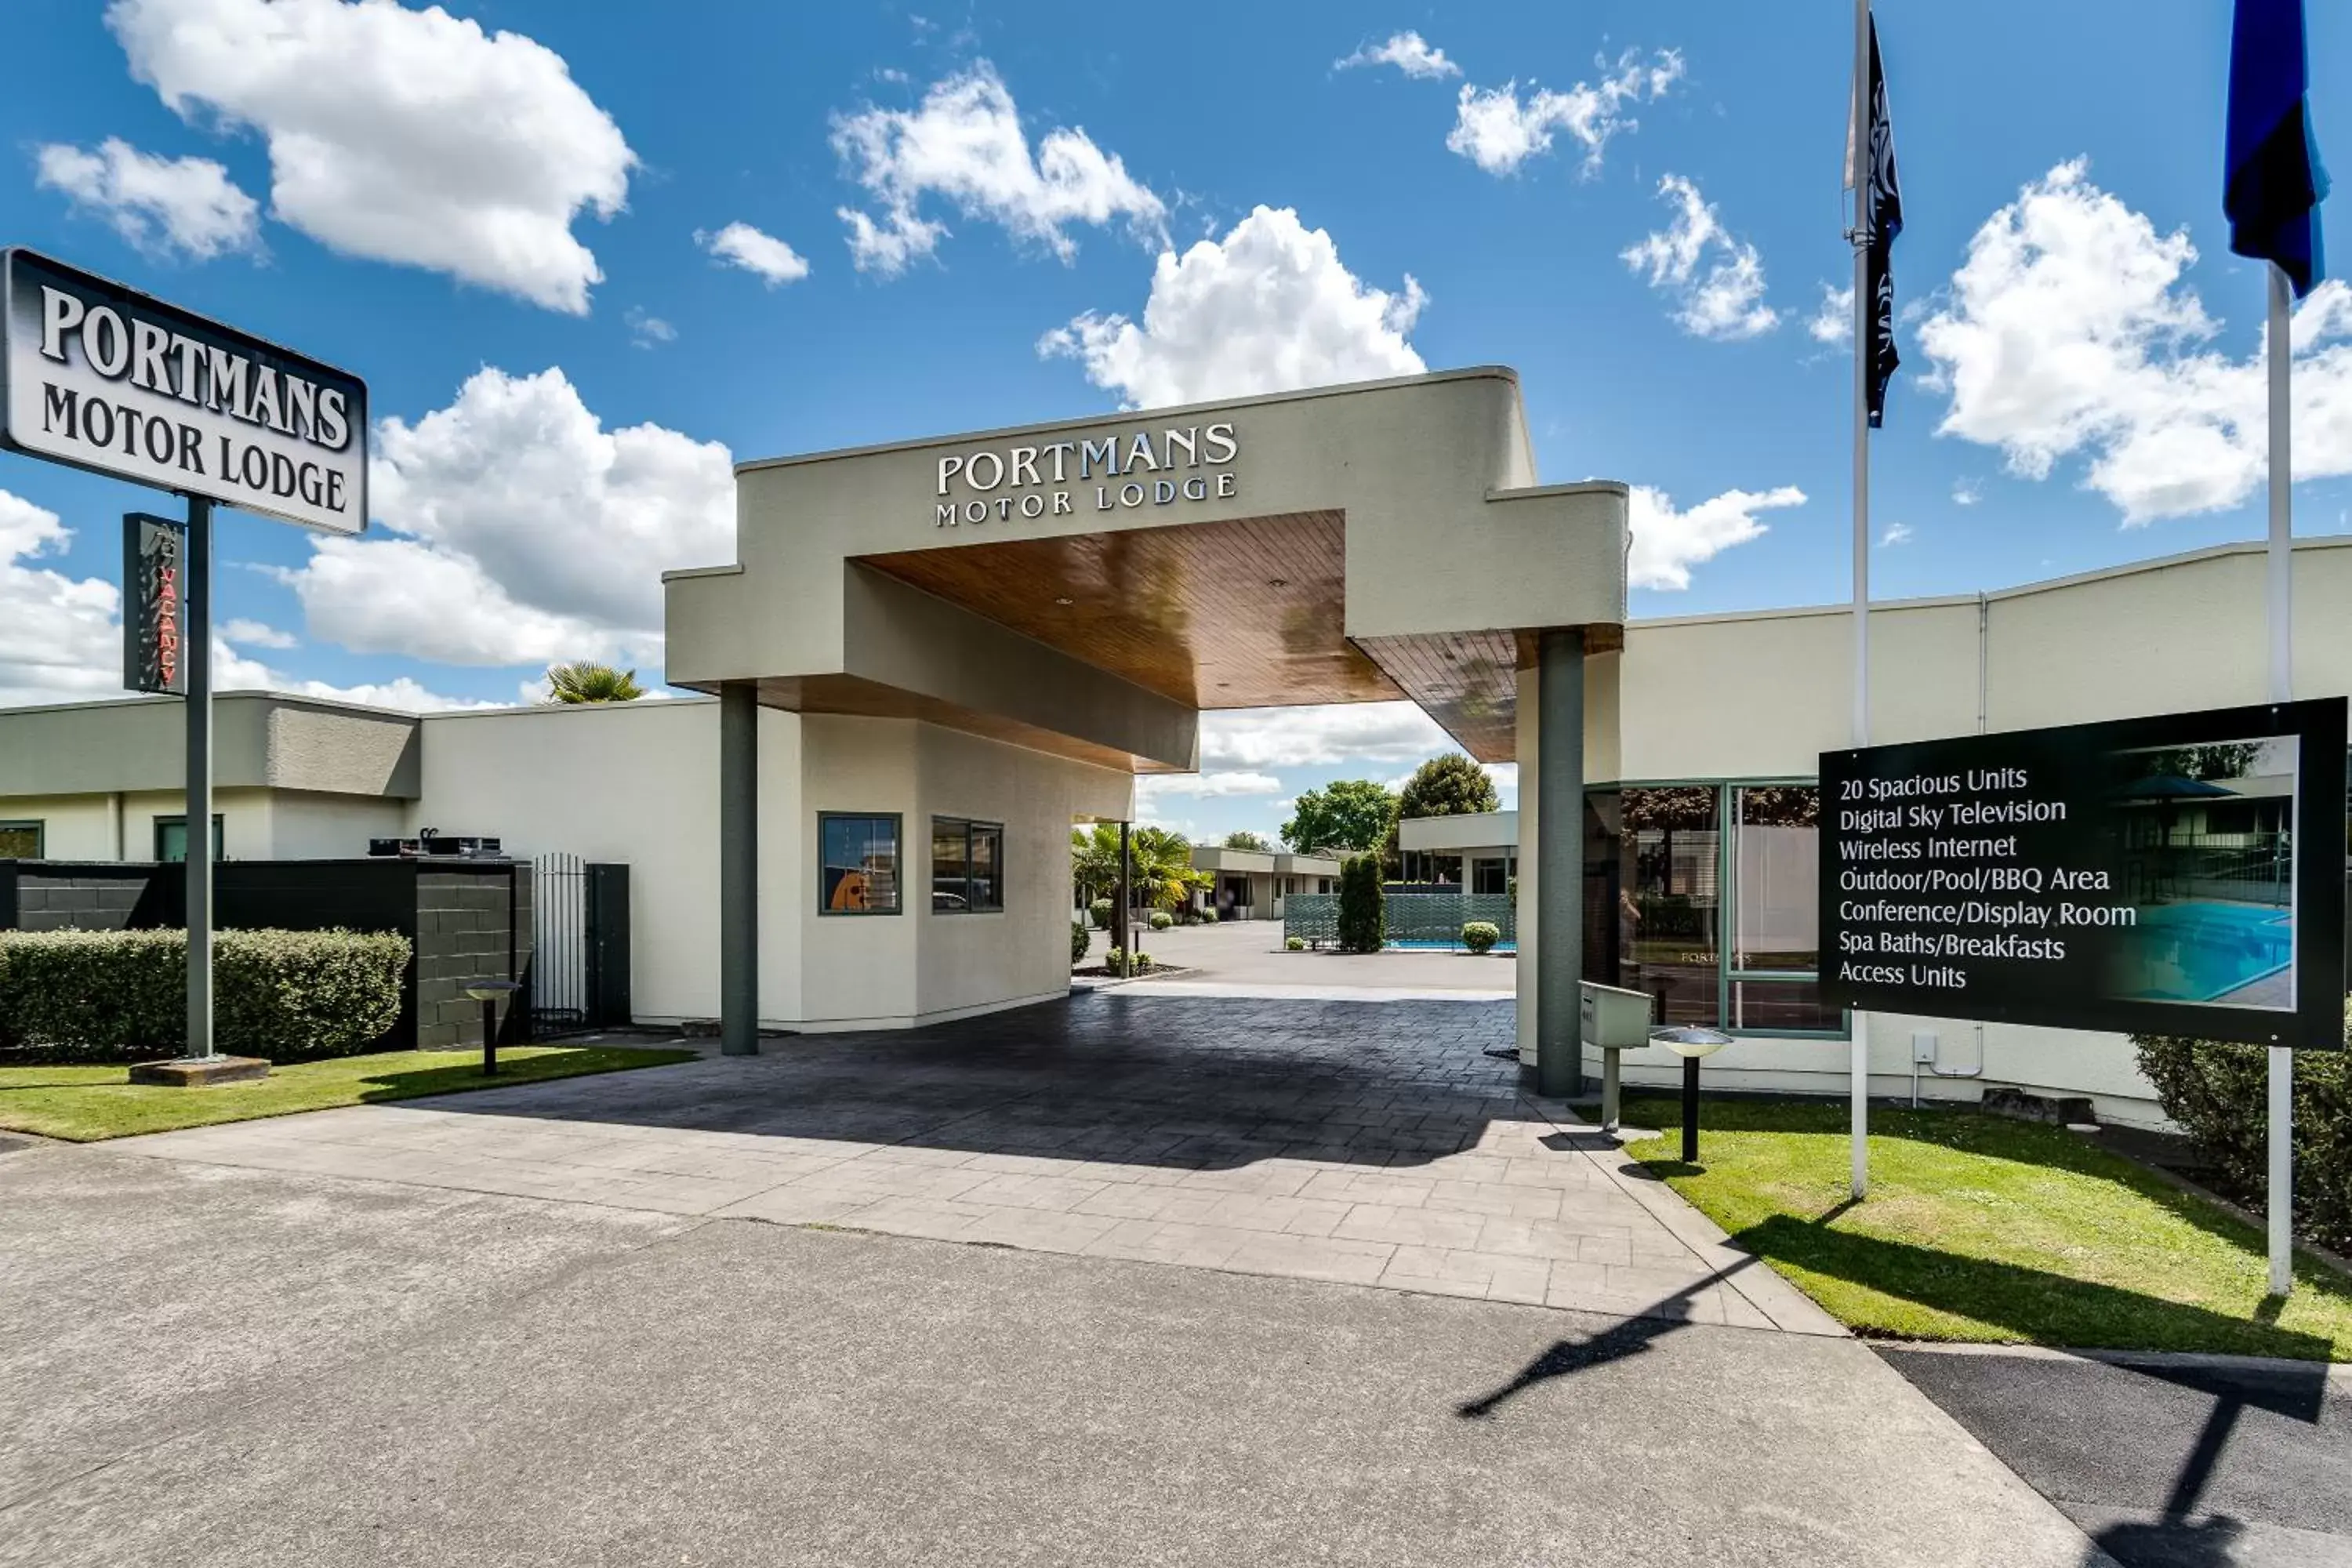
[414,866,533,1050]
[7,872,153,931]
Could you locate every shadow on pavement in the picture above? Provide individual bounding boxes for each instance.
[1456,1257,1762,1419]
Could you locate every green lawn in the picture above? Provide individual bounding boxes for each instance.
[1620,1094,2352,1361]
[0,1046,698,1142]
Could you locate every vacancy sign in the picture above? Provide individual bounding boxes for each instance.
[0,249,366,534]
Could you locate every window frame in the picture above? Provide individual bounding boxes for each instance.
[1594,777,1846,1040]
[929,815,1005,915]
[0,819,44,859]
[816,811,905,917]
[152,814,225,863]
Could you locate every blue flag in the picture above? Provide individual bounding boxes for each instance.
[2226,0,2329,296]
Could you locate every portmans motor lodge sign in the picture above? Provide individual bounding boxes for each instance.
[933,421,1240,527]
[2,249,367,535]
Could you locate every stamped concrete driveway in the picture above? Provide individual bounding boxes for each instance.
[2,990,2118,1566]
[122,993,1823,1327]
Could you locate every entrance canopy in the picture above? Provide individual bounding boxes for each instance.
[664,368,1628,771]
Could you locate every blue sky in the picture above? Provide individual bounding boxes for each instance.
[2,0,2347,844]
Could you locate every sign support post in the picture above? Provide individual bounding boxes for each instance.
[184,493,213,1062]
[1846,0,1875,1203]
[2265,260,2294,1297]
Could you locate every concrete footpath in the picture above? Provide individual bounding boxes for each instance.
[0,1139,2114,1568]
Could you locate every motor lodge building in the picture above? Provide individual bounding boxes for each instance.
[2,367,2348,1127]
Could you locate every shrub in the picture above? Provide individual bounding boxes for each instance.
[1103,947,1152,976]
[1199,908,1218,925]
[1461,920,1501,955]
[1337,854,1385,954]
[1087,898,1113,931]
[0,927,412,1064]
[2136,1006,2352,1251]
[1149,910,1174,932]
[1071,920,1090,964]
[1284,935,1306,953]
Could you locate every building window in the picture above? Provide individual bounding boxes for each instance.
[931,816,1004,913]
[1588,782,1842,1038]
[0,821,42,858]
[1472,856,1510,895]
[818,813,902,915]
[154,815,225,863]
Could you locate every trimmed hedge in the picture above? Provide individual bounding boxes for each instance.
[1071,920,1090,964]
[2135,1004,2352,1253]
[0,927,412,1064]
[1087,898,1113,931]
[1461,920,1501,955]
[1149,910,1174,932]
[1338,855,1384,953]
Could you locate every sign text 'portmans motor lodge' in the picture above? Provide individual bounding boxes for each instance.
[0,249,367,535]
[933,421,1240,527]
[1820,699,2348,1049]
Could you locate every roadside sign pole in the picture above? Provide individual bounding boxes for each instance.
[185,493,213,1062]
[1847,0,1874,1203]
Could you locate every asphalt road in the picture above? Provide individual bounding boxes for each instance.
[0,1141,2110,1568]
[1878,1346,2352,1568]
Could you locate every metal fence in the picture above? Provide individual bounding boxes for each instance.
[1283,891,1515,949]
[532,850,587,1029]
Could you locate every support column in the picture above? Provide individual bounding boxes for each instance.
[185,495,213,1060]
[719,681,760,1057]
[1536,630,1585,1098]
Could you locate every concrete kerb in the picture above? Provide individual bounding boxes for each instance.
[1514,1088,1849,1338]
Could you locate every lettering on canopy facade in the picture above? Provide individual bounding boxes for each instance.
[2,248,368,534]
[933,421,1240,528]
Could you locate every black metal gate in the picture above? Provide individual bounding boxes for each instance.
[532,851,589,1029]
[530,853,631,1033]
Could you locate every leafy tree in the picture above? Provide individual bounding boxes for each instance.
[546,661,645,703]
[1281,779,1399,855]
[1222,829,1272,851]
[1399,753,1499,819]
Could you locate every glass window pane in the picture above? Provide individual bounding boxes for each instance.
[1728,977,1844,1033]
[970,824,1002,911]
[822,815,899,913]
[154,815,223,863]
[932,818,969,911]
[1735,786,1820,971]
[1613,786,1721,1026]
[0,822,41,858]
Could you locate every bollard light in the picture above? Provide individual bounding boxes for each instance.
[463,981,524,1076]
[1651,1025,1733,1164]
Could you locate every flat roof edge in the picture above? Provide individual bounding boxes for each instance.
[734,366,1523,476]
[1630,533,2352,632]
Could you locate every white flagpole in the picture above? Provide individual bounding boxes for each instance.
[2265,260,2294,1297]
[1849,0,1873,1202]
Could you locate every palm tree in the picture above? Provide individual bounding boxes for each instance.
[546,661,645,703]
[1069,822,1209,913]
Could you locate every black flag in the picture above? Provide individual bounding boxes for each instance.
[1856,14,1903,427]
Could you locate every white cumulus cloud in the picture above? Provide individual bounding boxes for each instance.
[34,137,260,260]
[1336,31,1460,79]
[1140,771,1286,800]
[1807,281,1853,346]
[1446,49,1683,176]
[221,617,296,649]
[1879,521,1914,546]
[1040,205,1425,408]
[831,61,1165,276]
[1621,175,1778,340]
[278,367,735,668]
[1628,484,1805,590]
[0,488,481,713]
[698,220,811,285]
[106,0,635,314]
[1918,158,2352,524]
[1199,703,1455,771]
